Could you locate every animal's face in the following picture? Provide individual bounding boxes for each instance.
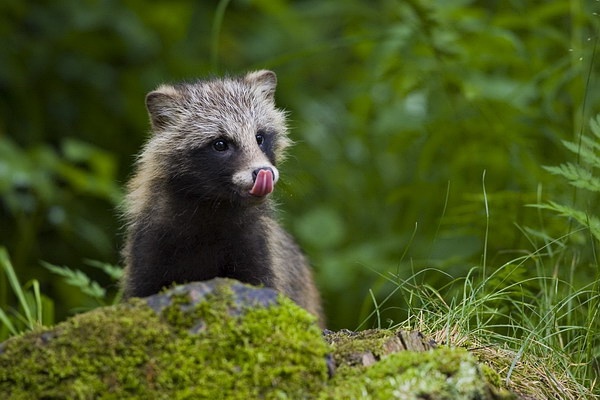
[142,70,289,204]
[172,122,280,202]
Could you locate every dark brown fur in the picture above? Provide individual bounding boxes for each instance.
[121,70,323,323]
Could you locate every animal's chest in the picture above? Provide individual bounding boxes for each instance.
[169,225,272,286]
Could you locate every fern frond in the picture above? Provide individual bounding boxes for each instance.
[543,164,600,192]
[534,202,600,242]
[84,259,124,281]
[41,261,106,300]
[590,114,600,140]
[580,135,600,154]
[562,139,600,167]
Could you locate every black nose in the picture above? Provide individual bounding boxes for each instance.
[252,167,274,181]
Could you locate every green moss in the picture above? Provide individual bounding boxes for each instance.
[0,281,329,399]
[480,363,503,389]
[0,279,516,399]
[326,329,396,371]
[323,346,516,400]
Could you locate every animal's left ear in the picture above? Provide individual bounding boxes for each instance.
[245,70,277,100]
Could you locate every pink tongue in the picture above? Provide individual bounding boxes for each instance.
[249,169,274,197]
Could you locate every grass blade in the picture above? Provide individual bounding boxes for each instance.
[0,247,33,327]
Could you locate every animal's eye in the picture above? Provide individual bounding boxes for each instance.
[256,133,265,146]
[213,139,228,152]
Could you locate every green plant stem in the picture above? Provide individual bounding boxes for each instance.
[482,170,489,281]
[0,248,33,326]
[210,0,233,72]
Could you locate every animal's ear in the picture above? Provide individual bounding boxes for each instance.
[145,85,182,132]
[245,70,277,100]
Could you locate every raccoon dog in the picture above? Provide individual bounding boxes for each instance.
[121,70,323,322]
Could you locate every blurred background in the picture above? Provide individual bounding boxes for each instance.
[1,0,599,330]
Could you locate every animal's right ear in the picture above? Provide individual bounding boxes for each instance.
[145,85,182,132]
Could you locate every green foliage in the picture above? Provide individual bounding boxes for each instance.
[0,134,122,318]
[259,0,600,329]
[538,114,600,241]
[42,262,104,302]
[41,259,123,307]
[363,113,600,397]
[543,114,600,192]
[537,201,600,241]
[544,163,600,192]
[0,248,53,341]
[0,0,599,349]
[83,259,125,282]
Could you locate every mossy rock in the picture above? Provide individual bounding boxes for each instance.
[322,329,516,400]
[0,278,329,399]
[0,278,516,399]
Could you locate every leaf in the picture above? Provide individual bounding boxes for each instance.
[590,114,600,140]
[0,248,33,326]
[84,259,124,281]
[0,247,45,336]
[561,139,600,167]
[41,261,106,300]
[543,164,600,192]
[0,308,17,336]
[534,202,600,242]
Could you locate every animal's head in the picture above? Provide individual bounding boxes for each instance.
[141,70,290,204]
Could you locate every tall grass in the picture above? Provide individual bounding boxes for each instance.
[0,249,122,341]
[361,223,599,397]
[361,114,600,398]
[0,247,49,340]
[380,249,599,399]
